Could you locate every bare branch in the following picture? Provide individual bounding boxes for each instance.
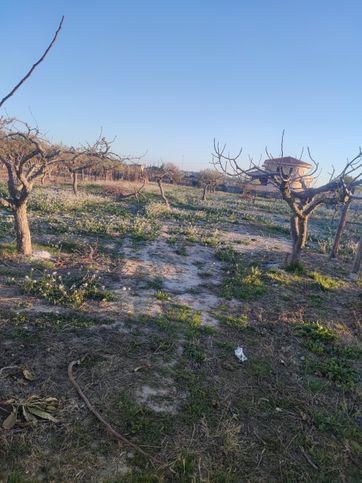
[0,16,64,109]
[280,129,285,157]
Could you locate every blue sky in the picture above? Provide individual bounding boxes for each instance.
[1,1,362,180]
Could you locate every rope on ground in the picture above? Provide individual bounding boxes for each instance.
[67,359,174,473]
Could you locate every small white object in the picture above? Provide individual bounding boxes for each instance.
[234,346,247,362]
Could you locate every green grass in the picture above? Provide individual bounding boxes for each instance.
[295,321,361,388]
[112,393,174,447]
[211,307,248,330]
[215,247,267,300]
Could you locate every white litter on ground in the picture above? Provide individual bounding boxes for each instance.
[234,346,247,362]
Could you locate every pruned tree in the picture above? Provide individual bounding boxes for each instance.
[62,135,146,195]
[0,119,117,256]
[213,138,362,267]
[330,186,362,276]
[0,119,65,255]
[63,136,113,195]
[199,169,222,201]
[329,181,362,259]
[148,163,182,209]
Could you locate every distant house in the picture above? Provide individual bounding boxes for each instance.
[246,156,314,195]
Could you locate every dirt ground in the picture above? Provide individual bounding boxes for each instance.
[0,182,361,482]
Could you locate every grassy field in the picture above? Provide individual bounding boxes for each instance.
[0,181,361,482]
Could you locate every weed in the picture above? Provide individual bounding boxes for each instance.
[166,304,202,328]
[294,322,336,343]
[285,261,305,275]
[131,215,161,241]
[308,271,343,291]
[174,452,197,481]
[21,270,113,307]
[175,242,188,256]
[155,290,171,301]
[184,342,206,362]
[307,357,358,386]
[216,247,266,300]
[211,309,248,330]
[143,277,163,290]
[313,410,360,440]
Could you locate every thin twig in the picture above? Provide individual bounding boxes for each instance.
[300,446,318,470]
[0,365,20,377]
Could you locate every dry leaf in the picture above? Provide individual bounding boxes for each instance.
[22,406,37,423]
[2,410,17,429]
[134,362,152,372]
[22,368,36,381]
[27,407,58,422]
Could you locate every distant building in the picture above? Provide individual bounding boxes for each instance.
[246,156,314,195]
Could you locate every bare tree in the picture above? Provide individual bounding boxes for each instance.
[63,137,113,195]
[330,193,353,259]
[329,181,362,259]
[0,120,117,255]
[148,163,182,209]
[199,169,222,201]
[213,138,362,266]
[0,119,65,254]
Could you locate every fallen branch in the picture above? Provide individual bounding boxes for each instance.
[68,359,174,473]
[117,178,146,200]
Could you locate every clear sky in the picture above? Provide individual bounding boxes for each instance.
[1,0,362,180]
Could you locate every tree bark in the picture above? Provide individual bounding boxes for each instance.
[288,215,308,266]
[157,179,170,208]
[300,216,308,249]
[330,199,351,259]
[72,171,78,195]
[202,184,209,201]
[351,234,362,275]
[14,203,32,256]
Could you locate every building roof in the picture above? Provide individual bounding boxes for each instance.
[264,156,312,168]
[247,168,270,178]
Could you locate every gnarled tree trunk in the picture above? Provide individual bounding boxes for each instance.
[351,234,362,275]
[157,179,170,209]
[202,184,209,201]
[288,215,308,266]
[14,203,32,256]
[71,171,78,195]
[330,199,352,259]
